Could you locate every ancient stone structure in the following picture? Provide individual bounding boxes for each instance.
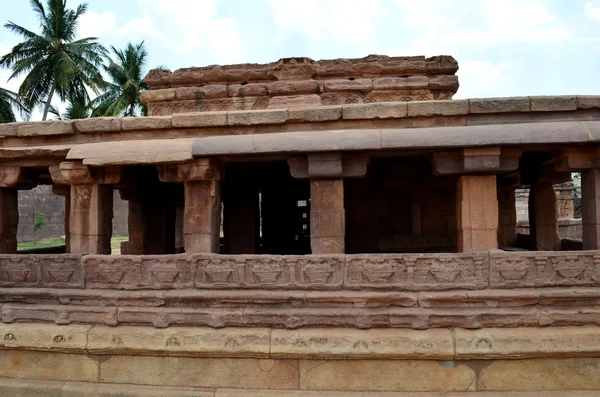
[0,55,600,395]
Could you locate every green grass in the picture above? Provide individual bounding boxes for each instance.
[18,235,129,254]
[18,238,65,250]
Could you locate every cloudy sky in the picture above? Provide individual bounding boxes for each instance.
[0,0,599,116]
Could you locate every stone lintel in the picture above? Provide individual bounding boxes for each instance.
[554,147,600,172]
[0,167,38,189]
[288,153,369,179]
[51,184,70,196]
[521,162,572,186]
[433,148,521,175]
[59,161,121,185]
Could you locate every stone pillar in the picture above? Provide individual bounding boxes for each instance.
[528,182,560,251]
[127,199,144,255]
[160,159,222,253]
[0,189,18,253]
[582,168,600,250]
[59,162,119,255]
[456,175,499,252]
[497,185,517,248]
[288,153,369,255]
[310,179,345,254]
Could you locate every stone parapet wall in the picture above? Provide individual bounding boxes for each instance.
[141,55,459,115]
[1,251,600,329]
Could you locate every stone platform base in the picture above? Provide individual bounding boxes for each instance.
[2,325,600,395]
[1,378,600,397]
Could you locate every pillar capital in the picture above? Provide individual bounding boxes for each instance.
[57,161,121,185]
[288,153,369,179]
[432,147,521,175]
[0,167,38,189]
[158,158,222,183]
[554,147,600,172]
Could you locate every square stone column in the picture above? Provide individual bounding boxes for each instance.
[582,168,600,250]
[311,179,345,254]
[184,179,221,253]
[159,159,222,253]
[456,175,499,252]
[497,185,517,248]
[0,189,18,253]
[58,162,119,255]
[288,153,369,255]
[528,182,560,251]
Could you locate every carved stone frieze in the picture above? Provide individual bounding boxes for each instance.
[345,253,488,290]
[490,251,600,288]
[83,255,194,290]
[0,255,83,288]
[195,255,344,290]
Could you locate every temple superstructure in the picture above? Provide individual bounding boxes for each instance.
[1,55,600,396]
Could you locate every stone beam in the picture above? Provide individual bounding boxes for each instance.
[432,148,521,175]
[287,153,369,179]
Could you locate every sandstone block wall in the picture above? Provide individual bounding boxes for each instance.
[141,55,459,116]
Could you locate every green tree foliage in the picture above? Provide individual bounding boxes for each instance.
[0,0,107,120]
[0,86,31,123]
[93,42,151,117]
[32,212,46,241]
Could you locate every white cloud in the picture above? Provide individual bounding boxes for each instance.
[395,0,570,50]
[267,0,385,44]
[455,60,516,98]
[77,11,117,39]
[124,0,245,62]
[585,1,600,21]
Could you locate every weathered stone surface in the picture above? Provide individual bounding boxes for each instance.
[373,76,429,90]
[121,116,172,130]
[217,390,600,397]
[531,95,577,112]
[18,120,74,136]
[2,303,118,326]
[455,326,600,359]
[63,382,215,397]
[298,360,475,391]
[141,89,176,102]
[0,377,63,397]
[469,97,531,113]
[323,79,373,92]
[456,175,498,252]
[270,80,319,95]
[100,356,298,389]
[74,117,121,133]
[288,106,342,122]
[227,83,268,97]
[578,95,600,109]
[271,328,453,359]
[418,289,539,308]
[267,95,321,109]
[0,122,17,136]
[0,350,99,382]
[173,112,228,128]
[478,358,600,390]
[0,254,83,288]
[428,75,459,90]
[227,109,288,125]
[87,326,270,357]
[343,102,407,119]
[0,323,89,352]
[408,100,469,117]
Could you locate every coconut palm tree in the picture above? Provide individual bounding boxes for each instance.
[93,42,151,117]
[0,87,31,123]
[47,93,91,120]
[0,0,107,120]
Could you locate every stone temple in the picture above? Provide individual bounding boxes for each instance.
[0,55,600,396]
